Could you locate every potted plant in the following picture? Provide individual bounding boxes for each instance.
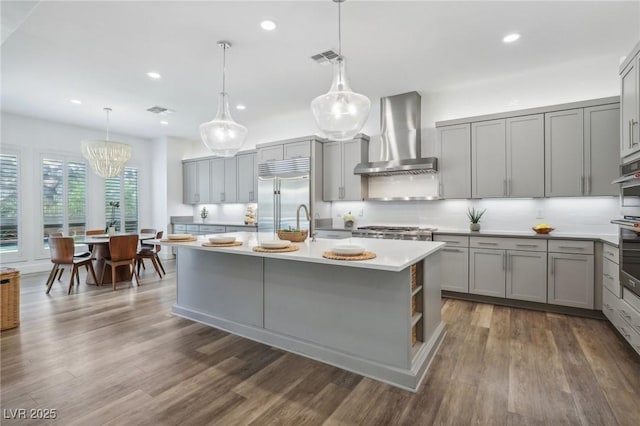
[467,207,486,231]
[106,201,120,235]
[200,206,208,223]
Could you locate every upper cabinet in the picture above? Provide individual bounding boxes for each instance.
[209,158,225,203]
[545,106,620,197]
[438,124,471,199]
[257,145,284,163]
[182,159,211,204]
[237,152,257,203]
[471,115,544,198]
[323,137,365,201]
[621,50,640,159]
[257,140,311,163]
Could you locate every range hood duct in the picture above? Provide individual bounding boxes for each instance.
[354,91,437,176]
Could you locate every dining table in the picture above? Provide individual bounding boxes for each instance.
[73,233,156,285]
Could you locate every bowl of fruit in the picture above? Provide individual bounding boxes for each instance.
[532,224,555,234]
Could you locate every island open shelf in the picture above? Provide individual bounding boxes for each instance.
[158,232,446,391]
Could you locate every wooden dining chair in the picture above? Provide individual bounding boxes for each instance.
[46,237,98,295]
[101,234,140,290]
[136,231,165,279]
[138,228,157,258]
[46,232,65,283]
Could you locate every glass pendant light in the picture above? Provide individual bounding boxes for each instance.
[200,41,248,157]
[311,0,370,141]
[81,108,132,178]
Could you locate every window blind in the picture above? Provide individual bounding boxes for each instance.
[0,154,19,253]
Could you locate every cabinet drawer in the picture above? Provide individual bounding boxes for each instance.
[434,234,469,247]
[186,225,201,233]
[623,288,640,313]
[257,145,284,163]
[603,257,621,297]
[548,240,594,255]
[283,141,310,159]
[619,298,640,336]
[225,226,255,233]
[470,236,546,252]
[173,224,187,233]
[602,285,621,324]
[603,244,619,264]
[316,230,352,239]
[200,225,225,234]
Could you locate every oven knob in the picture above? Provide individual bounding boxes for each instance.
[629,279,637,288]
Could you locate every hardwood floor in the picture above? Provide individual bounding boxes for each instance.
[2,261,640,425]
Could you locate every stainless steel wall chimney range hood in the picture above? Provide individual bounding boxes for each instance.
[354,91,437,176]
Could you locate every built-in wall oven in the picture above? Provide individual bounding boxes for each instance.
[612,158,640,298]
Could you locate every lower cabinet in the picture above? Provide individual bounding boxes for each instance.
[547,253,594,309]
[440,247,469,292]
[469,248,506,297]
[506,250,547,303]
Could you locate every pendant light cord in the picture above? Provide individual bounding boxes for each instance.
[337,0,342,57]
[221,43,227,94]
[104,107,112,141]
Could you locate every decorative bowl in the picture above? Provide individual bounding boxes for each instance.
[209,236,236,244]
[532,227,554,234]
[277,229,308,242]
[260,240,291,249]
[168,234,192,240]
[332,244,365,256]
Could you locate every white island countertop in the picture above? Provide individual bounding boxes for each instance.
[156,232,445,272]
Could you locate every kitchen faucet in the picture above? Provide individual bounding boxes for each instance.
[296,204,310,231]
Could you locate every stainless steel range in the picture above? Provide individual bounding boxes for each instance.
[352,226,436,241]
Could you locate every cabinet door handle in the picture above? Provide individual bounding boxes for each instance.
[558,246,584,250]
[516,244,538,248]
[442,248,463,253]
[606,251,615,257]
[502,253,506,271]
[507,179,511,197]
[507,253,511,272]
[503,179,507,197]
[220,192,225,202]
[630,120,634,149]
[550,258,555,275]
[620,309,632,320]
[604,303,612,311]
[580,176,585,195]
[478,242,498,246]
[632,119,639,146]
[586,175,591,195]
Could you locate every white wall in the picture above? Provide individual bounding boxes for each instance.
[0,112,155,272]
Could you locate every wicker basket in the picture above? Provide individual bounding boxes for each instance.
[277,229,308,243]
[411,326,417,346]
[0,268,20,331]
[410,264,417,289]
[411,295,417,316]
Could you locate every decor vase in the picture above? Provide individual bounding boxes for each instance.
[470,223,481,232]
[108,226,116,236]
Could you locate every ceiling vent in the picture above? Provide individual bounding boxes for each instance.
[311,49,340,65]
[146,106,175,115]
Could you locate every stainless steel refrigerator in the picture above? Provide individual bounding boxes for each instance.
[257,158,311,233]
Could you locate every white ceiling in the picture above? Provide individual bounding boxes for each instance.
[1,0,639,142]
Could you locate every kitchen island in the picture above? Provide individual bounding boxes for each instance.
[158,232,446,391]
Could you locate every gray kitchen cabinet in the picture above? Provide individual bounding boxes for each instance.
[183,160,211,204]
[548,249,594,309]
[621,54,639,159]
[183,161,198,204]
[545,109,585,196]
[471,115,543,198]
[584,104,620,196]
[434,234,469,293]
[210,158,225,203]
[548,253,594,309]
[284,141,310,159]
[224,157,237,203]
[237,152,257,202]
[506,114,544,197]
[323,138,364,201]
[438,124,471,199]
[506,250,547,303]
[472,119,507,198]
[469,248,506,297]
[257,145,284,163]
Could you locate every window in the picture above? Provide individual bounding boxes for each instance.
[0,153,20,255]
[105,166,138,232]
[42,157,87,248]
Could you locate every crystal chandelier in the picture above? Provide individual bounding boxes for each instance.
[311,0,370,141]
[200,41,248,157]
[81,108,132,178]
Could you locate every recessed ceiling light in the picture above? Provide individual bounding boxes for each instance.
[160,120,169,125]
[502,33,521,43]
[146,72,162,79]
[70,99,82,105]
[260,20,276,31]
[236,104,246,110]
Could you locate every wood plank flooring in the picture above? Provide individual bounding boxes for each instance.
[2,261,640,425]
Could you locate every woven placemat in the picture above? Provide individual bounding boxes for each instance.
[253,245,299,253]
[322,251,377,261]
[160,237,198,243]
[202,241,243,247]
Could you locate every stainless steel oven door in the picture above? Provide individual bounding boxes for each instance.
[620,224,640,298]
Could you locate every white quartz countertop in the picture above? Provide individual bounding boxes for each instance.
[433,229,619,247]
[157,232,444,272]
